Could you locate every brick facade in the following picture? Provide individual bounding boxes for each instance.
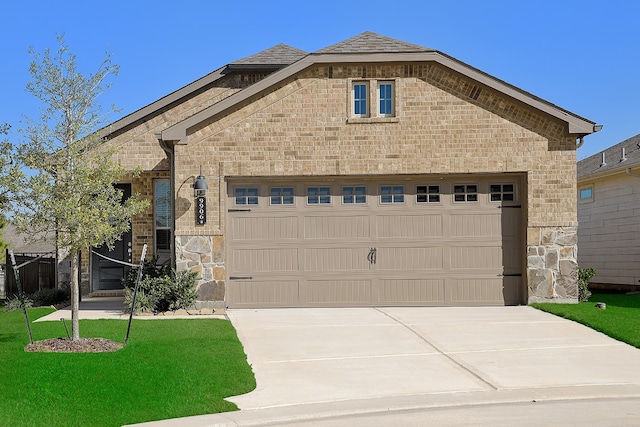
[81,35,591,305]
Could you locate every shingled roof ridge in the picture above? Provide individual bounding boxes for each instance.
[315,31,432,54]
[230,43,309,65]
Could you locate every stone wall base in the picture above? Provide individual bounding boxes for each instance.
[176,234,225,302]
[527,226,578,303]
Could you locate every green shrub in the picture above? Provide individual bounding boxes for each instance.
[124,268,199,314]
[122,256,171,289]
[578,267,596,302]
[31,287,70,307]
[3,294,33,312]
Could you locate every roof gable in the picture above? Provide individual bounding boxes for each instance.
[315,31,432,53]
[229,44,308,67]
[578,133,640,179]
[96,32,598,144]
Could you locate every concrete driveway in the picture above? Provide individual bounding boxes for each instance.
[135,306,640,426]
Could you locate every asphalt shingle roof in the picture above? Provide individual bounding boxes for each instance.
[578,133,640,178]
[230,44,308,66]
[315,31,433,54]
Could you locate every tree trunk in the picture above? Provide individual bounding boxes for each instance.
[70,250,80,341]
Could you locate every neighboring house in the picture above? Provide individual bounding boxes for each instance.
[577,134,640,291]
[2,223,57,296]
[79,32,600,308]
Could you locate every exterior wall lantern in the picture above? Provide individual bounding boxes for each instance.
[193,166,208,225]
[193,166,209,197]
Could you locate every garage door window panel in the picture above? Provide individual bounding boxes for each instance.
[454,184,478,203]
[490,184,516,202]
[271,187,295,205]
[381,185,404,204]
[235,187,259,205]
[343,186,367,205]
[417,185,440,203]
[307,186,332,205]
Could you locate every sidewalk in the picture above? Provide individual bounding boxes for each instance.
[34,296,226,322]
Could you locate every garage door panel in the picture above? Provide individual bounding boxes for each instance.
[231,248,298,272]
[450,213,501,238]
[231,216,298,241]
[447,278,505,304]
[450,245,504,270]
[228,280,299,307]
[378,279,446,304]
[304,215,371,239]
[376,214,443,238]
[304,247,371,271]
[377,246,444,270]
[303,280,372,305]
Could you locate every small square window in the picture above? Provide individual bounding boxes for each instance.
[308,187,331,204]
[271,187,294,205]
[417,185,440,203]
[343,186,366,204]
[353,82,368,117]
[579,186,593,201]
[490,184,516,202]
[378,81,395,117]
[454,184,478,202]
[235,188,259,205]
[381,185,404,204]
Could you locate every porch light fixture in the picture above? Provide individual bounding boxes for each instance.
[193,166,208,198]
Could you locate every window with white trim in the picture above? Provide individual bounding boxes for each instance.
[454,184,478,202]
[270,187,294,205]
[343,186,367,204]
[381,185,404,204]
[235,187,259,205]
[417,185,440,203]
[490,184,515,202]
[352,82,369,117]
[307,187,331,205]
[378,81,395,117]
[154,179,171,253]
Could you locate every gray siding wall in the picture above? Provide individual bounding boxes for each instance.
[578,172,640,286]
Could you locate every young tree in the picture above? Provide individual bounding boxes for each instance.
[13,35,148,340]
[0,124,20,263]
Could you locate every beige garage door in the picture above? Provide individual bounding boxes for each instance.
[226,175,523,308]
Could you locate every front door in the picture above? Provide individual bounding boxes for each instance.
[91,184,132,291]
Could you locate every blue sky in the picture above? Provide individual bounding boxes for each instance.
[1,0,637,160]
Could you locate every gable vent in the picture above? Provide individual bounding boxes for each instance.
[469,85,482,100]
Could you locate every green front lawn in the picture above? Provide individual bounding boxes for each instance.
[531,293,640,348]
[0,308,256,426]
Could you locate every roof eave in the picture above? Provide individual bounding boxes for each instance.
[161,51,598,144]
[98,66,227,140]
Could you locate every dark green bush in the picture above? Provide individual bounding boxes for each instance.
[124,264,199,314]
[578,267,596,302]
[31,287,70,307]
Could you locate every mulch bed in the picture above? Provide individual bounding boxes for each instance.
[25,338,124,353]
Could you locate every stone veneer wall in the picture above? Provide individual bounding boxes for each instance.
[527,226,578,303]
[175,234,225,309]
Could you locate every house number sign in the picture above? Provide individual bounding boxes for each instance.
[196,196,206,225]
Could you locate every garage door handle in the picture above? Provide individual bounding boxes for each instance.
[367,248,377,265]
[230,276,253,280]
